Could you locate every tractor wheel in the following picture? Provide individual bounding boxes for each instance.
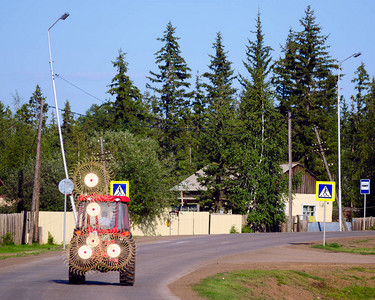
[119,263,135,286]
[69,267,86,284]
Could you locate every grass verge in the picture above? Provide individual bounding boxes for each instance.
[312,241,375,255]
[0,244,62,259]
[193,267,375,300]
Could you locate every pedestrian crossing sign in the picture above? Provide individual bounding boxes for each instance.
[316,181,335,202]
[110,181,129,197]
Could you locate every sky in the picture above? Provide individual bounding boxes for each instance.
[1,0,374,117]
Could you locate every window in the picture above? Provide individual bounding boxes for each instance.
[302,205,316,220]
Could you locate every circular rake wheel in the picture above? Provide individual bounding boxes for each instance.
[71,159,111,195]
[99,234,136,272]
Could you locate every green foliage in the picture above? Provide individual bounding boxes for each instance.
[229,225,239,234]
[147,21,192,171]
[273,6,337,178]
[241,225,253,233]
[0,232,14,245]
[97,130,176,223]
[234,13,287,231]
[198,32,238,213]
[47,232,55,245]
[107,49,149,135]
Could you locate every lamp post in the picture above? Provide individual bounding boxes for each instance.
[337,52,361,231]
[48,13,78,224]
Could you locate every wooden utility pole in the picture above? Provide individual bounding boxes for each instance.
[313,126,347,231]
[29,98,44,245]
[288,111,293,232]
[99,137,109,194]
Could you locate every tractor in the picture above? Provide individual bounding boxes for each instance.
[67,159,136,285]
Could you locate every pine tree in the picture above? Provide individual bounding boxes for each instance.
[234,12,286,230]
[107,49,146,134]
[146,21,192,158]
[273,6,337,177]
[198,32,237,212]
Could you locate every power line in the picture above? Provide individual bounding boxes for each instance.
[55,74,106,104]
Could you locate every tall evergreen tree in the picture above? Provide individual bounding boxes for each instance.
[273,6,337,177]
[341,63,371,209]
[198,32,237,212]
[234,12,286,230]
[146,21,192,160]
[107,49,146,135]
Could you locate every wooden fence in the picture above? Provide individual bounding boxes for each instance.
[352,217,375,231]
[0,211,29,244]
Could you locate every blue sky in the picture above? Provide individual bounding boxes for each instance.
[1,0,373,116]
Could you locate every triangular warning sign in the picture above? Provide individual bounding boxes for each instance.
[319,186,332,198]
[114,185,126,196]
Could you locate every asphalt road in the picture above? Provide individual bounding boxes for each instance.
[0,231,373,300]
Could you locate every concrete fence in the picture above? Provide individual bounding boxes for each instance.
[0,211,243,244]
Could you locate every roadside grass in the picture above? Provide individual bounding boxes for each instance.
[193,238,375,299]
[193,268,375,300]
[0,244,62,259]
[312,241,375,255]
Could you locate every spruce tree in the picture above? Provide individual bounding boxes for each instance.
[342,63,371,209]
[198,32,237,212]
[234,12,286,230]
[146,21,192,161]
[107,49,146,134]
[273,6,337,177]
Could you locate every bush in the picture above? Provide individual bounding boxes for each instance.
[1,232,15,245]
[229,225,239,234]
[47,232,55,245]
[242,225,253,233]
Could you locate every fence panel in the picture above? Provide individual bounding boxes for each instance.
[0,212,28,244]
[352,217,375,231]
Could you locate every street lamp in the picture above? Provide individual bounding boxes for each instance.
[48,12,78,224]
[337,52,361,231]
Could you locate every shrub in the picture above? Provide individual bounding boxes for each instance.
[1,232,15,245]
[47,232,55,245]
[242,225,253,233]
[229,225,239,234]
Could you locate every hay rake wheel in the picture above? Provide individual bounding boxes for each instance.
[71,159,112,195]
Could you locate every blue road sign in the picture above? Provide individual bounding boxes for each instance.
[316,181,335,202]
[360,179,370,195]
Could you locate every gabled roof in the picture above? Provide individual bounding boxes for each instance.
[172,169,206,192]
[174,163,318,193]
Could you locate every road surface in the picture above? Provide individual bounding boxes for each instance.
[0,231,373,300]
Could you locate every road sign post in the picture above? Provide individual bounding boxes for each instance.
[58,179,74,249]
[360,179,370,231]
[316,181,336,246]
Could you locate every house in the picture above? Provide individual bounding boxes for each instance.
[282,163,332,222]
[173,163,332,222]
[172,169,206,212]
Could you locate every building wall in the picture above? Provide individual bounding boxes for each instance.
[284,193,333,222]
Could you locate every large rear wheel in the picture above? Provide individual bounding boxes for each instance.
[69,267,86,284]
[119,263,135,286]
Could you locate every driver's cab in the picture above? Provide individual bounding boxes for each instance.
[76,195,130,231]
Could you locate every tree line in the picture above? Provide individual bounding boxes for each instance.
[1,6,374,230]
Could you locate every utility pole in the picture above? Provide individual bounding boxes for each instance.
[29,97,45,245]
[99,137,109,194]
[288,111,293,232]
[313,126,347,231]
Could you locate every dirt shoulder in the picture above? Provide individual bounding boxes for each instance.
[169,236,375,300]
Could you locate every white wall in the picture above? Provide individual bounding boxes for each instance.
[284,193,333,222]
[38,210,243,244]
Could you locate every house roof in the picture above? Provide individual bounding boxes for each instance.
[172,169,206,192]
[174,163,317,193]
